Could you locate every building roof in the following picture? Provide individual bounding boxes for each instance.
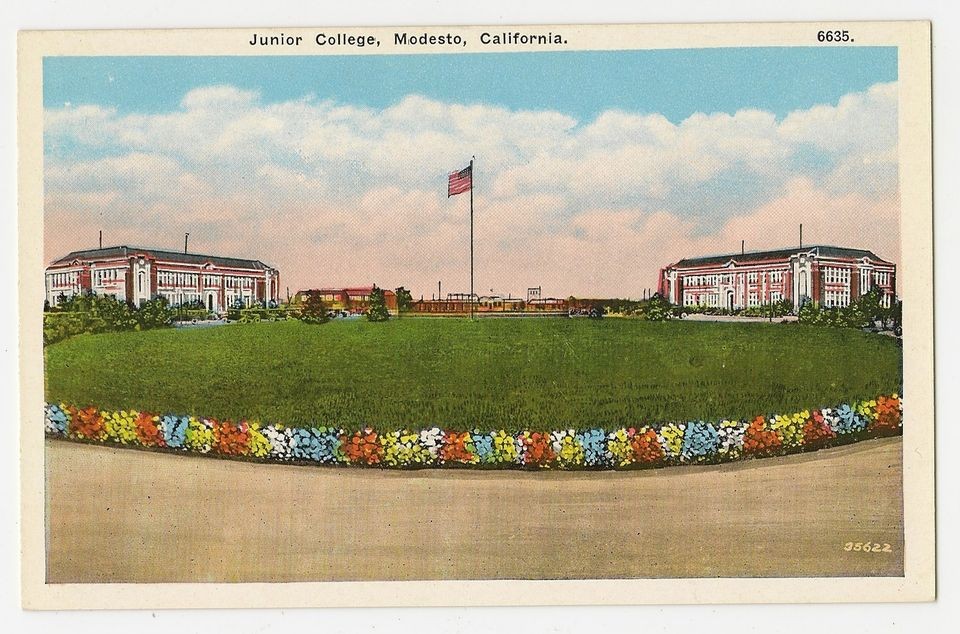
[672,245,893,269]
[49,246,276,271]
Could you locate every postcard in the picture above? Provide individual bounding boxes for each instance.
[18,21,934,608]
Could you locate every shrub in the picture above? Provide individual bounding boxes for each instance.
[298,292,329,325]
[366,285,390,322]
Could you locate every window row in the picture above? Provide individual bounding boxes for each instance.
[683,270,786,287]
[823,267,851,285]
[824,288,851,308]
[92,268,123,286]
[158,271,199,287]
[682,292,720,307]
[48,271,78,287]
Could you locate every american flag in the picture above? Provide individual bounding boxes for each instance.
[447,164,472,197]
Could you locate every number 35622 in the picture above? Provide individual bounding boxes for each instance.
[844,542,892,552]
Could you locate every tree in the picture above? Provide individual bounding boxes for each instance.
[298,291,329,325]
[638,293,677,321]
[366,285,390,322]
[394,286,413,313]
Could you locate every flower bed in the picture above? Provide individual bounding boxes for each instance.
[43,394,902,471]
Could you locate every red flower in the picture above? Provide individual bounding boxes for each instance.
[802,409,835,446]
[522,432,555,466]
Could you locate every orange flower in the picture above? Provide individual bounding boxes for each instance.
[212,419,250,455]
[341,429,383,464]
[873,395,902,431]
[743,416,781,456]
[69,405,105,440]
[134,411,165,447]
[630,428,665,463]
[440,431,476,463]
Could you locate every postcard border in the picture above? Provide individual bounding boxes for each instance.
[18,21,934,609]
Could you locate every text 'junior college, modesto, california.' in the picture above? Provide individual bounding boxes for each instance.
[248,30,568,49]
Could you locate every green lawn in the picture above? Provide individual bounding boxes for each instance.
[43,318,903,428]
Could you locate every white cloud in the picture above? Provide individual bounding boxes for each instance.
[44,82,900,296]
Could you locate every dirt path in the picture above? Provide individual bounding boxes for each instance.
[44,437,904,582]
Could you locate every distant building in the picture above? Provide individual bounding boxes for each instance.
[294,287,398,314]
[45,245,280,310]
[411,292,528,314]
[658,245,896,311]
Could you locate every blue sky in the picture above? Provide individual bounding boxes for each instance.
[44,47,896,123]
[42,47,900,297]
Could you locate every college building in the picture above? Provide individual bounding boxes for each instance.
[294,287,399,314]
[45,245,280,310]
[658,245,896,311]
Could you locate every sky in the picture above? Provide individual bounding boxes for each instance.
[43,48,900,299]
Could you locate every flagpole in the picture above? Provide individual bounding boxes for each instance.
[469,157,474,320]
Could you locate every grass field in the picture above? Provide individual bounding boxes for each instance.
[43,318,902,428]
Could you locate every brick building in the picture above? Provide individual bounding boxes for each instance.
[658,245,896,311]
[45,245,280,310]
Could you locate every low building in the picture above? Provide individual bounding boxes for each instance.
[45,245,280,310]
[658,245,896,311]
[294,287,398,314]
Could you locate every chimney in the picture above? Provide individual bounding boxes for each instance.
[800,224,803,249]
[98,230,102,249]
[184,232,190,254]
[741,240,745,255]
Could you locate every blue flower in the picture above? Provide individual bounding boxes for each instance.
[834,403,868,435]
[472,432,494,463]
[44,404,68,435]
[576,428,609,466]
[161,415,189,448]
[680,420,720,461]
[290,426,343,463]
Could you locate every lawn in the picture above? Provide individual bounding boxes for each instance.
[43,318,903,429]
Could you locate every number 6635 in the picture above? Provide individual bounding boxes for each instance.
[843,542,892,552]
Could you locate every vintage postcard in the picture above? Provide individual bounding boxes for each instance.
[18,22,934,608]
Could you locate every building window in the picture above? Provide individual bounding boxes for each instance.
[824,288,851,308]
[748,272,758,284]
